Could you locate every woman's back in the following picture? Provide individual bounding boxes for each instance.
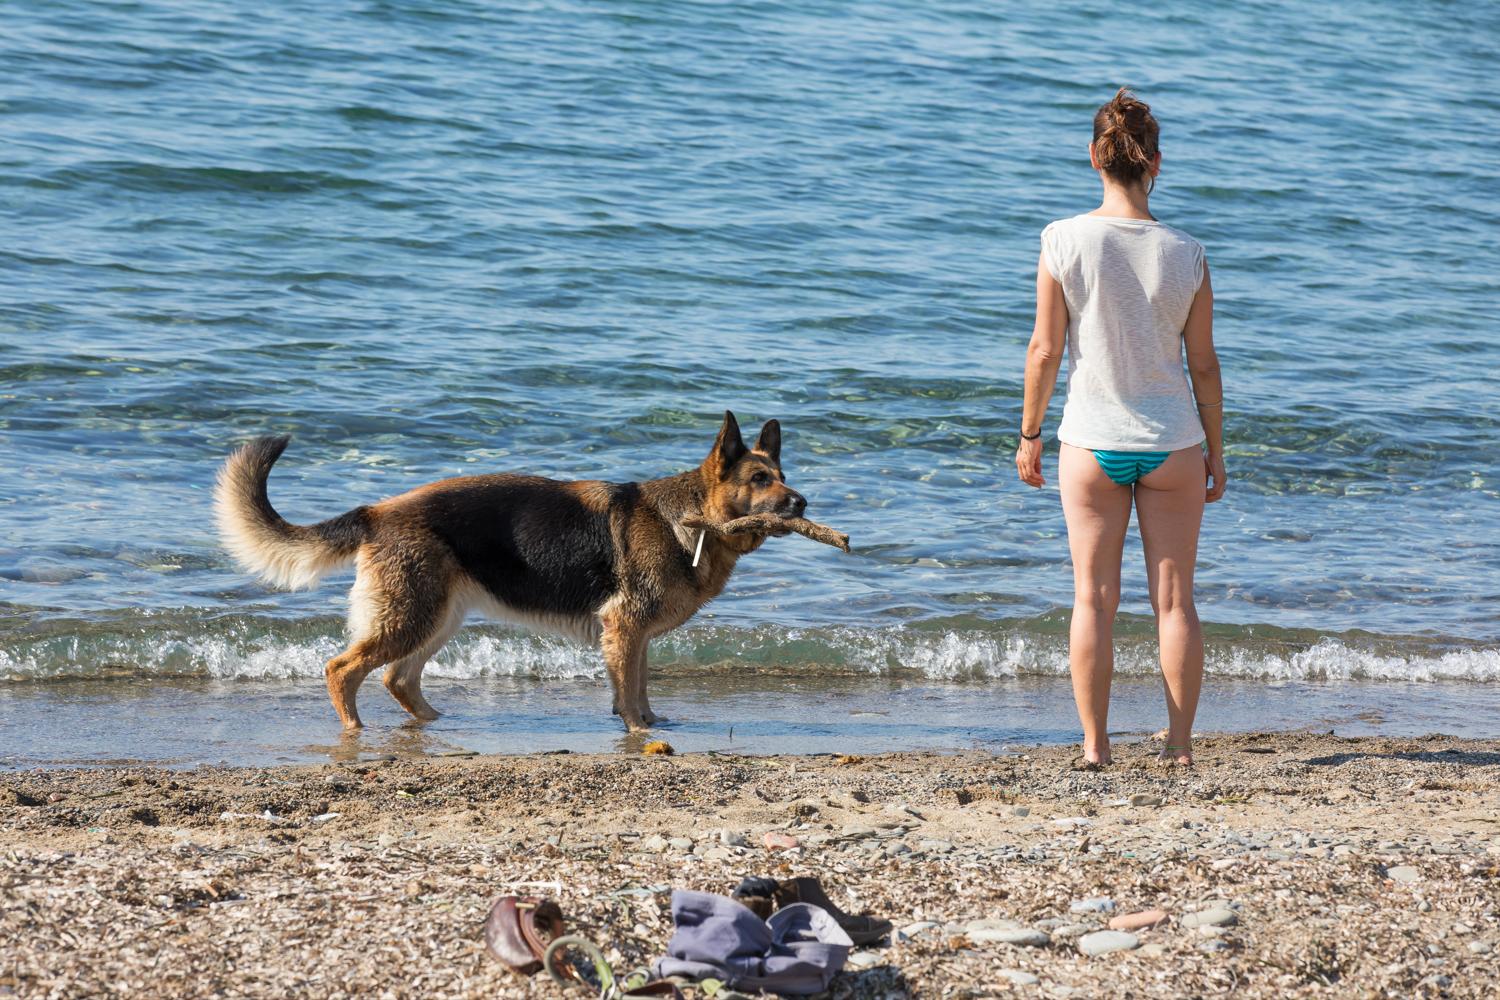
[1043,214,1205,451]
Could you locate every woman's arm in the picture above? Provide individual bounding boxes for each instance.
[1183,260,1226,502]
[1016,252,1068,487]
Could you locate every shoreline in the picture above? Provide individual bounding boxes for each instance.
[5,673,1500,771]
[3,732,1497,997]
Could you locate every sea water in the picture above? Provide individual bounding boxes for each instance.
[2,1,1497,765]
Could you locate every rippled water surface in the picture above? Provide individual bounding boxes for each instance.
[3,2,1498,747]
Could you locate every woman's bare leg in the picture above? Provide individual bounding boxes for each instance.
[1058,444,1132,765]
[1135,446,1207,764]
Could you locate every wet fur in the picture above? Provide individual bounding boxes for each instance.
[213,413,805,731]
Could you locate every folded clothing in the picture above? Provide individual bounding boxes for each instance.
[652,889,853,995]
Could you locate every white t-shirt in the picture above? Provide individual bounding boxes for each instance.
[1041,214,1207,451]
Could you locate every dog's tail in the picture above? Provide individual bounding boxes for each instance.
[214,435,372,590]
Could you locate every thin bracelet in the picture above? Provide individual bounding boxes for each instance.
[1020,429,1042,441]
[1196,399,1223,408]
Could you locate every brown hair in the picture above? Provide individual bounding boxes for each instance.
[1092,88,1160,191]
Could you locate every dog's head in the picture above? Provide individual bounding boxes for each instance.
[701,410,806,520]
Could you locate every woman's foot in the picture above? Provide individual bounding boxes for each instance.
[1073,743,1111,769]
[1156,744,1193,766]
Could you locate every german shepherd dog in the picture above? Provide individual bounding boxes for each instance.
[214,412,805,732]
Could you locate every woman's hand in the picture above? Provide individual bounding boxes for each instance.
[1017,437,1045,487]
[1205,451,1227,503]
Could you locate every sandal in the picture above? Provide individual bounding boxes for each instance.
[485,896,682,997]
[484,896,567,976]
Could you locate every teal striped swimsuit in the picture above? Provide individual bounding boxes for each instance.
[1092,449,1170,485]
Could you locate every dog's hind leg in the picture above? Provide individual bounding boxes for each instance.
[327,544,452,730]
[382,599,465,722]
[325,638,391,730]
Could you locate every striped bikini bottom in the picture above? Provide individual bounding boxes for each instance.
[1092,449,1170,485]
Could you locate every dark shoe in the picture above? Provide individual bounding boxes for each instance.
[773,876,892,946]
[730,875,778,920]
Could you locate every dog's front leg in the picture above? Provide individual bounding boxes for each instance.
[633,642,664,726]
[601,621,650,732]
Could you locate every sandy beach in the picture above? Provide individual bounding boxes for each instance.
[2,731,1496,998]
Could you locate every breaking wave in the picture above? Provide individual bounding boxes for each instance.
[1,610,1495,685]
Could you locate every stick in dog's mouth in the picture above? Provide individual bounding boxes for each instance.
[681,513,851,553]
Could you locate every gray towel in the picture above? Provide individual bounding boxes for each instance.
[651,889,853,995]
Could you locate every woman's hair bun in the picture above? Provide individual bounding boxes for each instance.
[1092,87,1160,189]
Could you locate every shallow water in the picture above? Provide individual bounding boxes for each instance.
[3,1,1498,756]
[5,673,1497,771]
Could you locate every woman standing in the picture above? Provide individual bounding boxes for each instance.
[1017,89,1225,768]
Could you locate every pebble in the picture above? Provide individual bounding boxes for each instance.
[642,834,669,852]
[1181,908,1236,929]
[1077,930,1139,957]
[703,846,732,862]
[1197,939,1230,954]
[1129,793,1163,807]
[973,928,1050,947]
[967,918,1022,932]
[847,951,881,969]
[841,825,878,840]
[1050,923,1092,940]
[762,831,799,851]
[1386,865,1421,883]
[1138,943,1168,958]
[899,921,939,940]
[667,837,693,851]
[719,828,748,847]
[1070,897,1116,914]
[1210,859,1239,871]
[1469,941,1493,955]
[998,970,1041,986]
[1011,806,1031,817]
[1109,909,1168,931]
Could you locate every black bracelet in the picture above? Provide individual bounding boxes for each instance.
[1020,429,1042,441]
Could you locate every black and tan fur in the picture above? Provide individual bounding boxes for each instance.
[213,412,806,731]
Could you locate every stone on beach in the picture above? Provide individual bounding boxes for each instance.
[1070,897,1116,914]
[762,831,799,850]
[1078,930,1140,956]
[1109,909,1168,931]
[991,929,1051,947]
[998,969,1041,986]
[1386,865,1421,883]
[1181,907,1237,929]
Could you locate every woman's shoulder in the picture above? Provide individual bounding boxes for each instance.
[1153,220,1206,254]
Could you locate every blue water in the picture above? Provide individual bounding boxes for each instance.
[3,0,1498,730]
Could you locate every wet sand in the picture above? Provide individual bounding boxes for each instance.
[2,732,1497,998]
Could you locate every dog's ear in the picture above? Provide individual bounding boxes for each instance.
[754,419,781,465]
[709,410,747,477]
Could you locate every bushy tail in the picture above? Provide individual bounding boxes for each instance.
[213,435,371,590]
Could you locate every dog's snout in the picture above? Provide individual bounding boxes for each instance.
[782,491,807,516]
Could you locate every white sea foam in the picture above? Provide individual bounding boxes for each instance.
[1,622,1495,685]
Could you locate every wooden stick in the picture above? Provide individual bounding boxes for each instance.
[682,513,851,553]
